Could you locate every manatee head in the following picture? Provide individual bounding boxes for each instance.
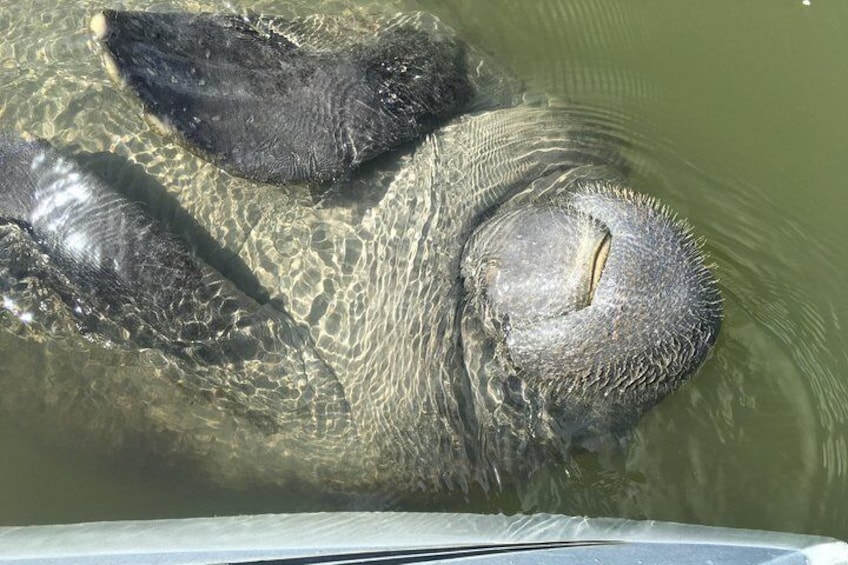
[461,178,722,462]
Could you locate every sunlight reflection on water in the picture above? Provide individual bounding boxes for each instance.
[0,0,845,538]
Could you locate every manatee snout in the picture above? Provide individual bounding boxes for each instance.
[461,183,722,447]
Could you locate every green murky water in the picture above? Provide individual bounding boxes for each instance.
[1,0,846,539]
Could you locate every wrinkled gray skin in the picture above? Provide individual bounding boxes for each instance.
[0,10,721,497]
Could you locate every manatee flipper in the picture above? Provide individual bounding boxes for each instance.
[0,134,289,364]
[91,10,475,185]
[0,135,358,477]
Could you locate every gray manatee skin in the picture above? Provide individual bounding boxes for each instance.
[90,10,518,185]
[0,10,721,496]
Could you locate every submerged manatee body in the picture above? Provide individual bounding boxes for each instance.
[0,9,720,495]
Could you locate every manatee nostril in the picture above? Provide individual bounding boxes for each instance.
[461,205,611,345]
[589,233,610,304]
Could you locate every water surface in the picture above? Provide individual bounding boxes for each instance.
[0,0,846,539]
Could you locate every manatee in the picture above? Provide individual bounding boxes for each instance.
[88,9,519,185]
[0,9,721,496]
